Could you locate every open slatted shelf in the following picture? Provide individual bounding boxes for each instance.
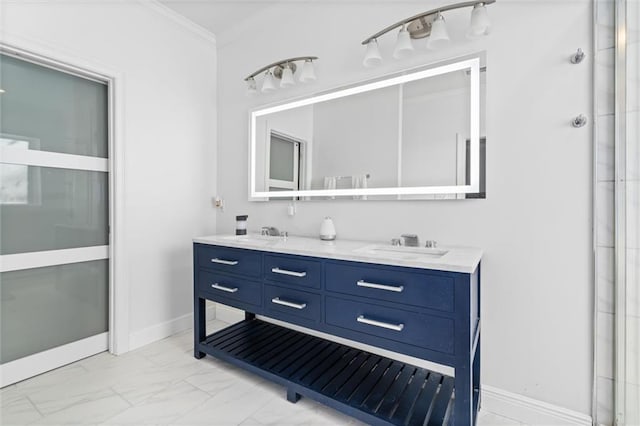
[199,319,455,426]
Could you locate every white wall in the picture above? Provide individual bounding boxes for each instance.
[402,83,469,187]
[216,0,593,416]
[312,86,398,189]
[0,1,217,348]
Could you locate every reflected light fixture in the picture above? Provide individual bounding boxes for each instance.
[245,56,318,96]
[361,0,495,66]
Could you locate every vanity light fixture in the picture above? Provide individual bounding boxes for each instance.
[245,56,318,96]
[361,0,495,67]
[426,13,450,49]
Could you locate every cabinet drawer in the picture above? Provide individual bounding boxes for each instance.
[264,254,321,289]
[325,296,454,354]
[325,261,454,312]
[198,270,262,308]
[197,245,262,278]
[264,284,321,324]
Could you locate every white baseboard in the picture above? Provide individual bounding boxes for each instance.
[128,305,216,351]
[482,385,592,426]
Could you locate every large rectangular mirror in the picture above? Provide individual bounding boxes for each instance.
[249,56,485,201]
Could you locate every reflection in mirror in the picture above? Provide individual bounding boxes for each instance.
[250,56,485,200]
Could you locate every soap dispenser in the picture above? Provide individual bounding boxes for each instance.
[320,217,336,241]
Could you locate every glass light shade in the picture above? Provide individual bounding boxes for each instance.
[467,3,490,38]
[261,71,276,93]
[299,60,316,83]
[246,78,257,96]
[280,65,295,88]
[426,14,450,49]
[362,39,383,67]
[393,27,414,59]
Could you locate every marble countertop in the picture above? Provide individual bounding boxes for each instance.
[193,234,482,273]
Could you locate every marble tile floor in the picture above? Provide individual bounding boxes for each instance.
[1,320,524,426]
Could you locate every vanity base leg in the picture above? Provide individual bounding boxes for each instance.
[287,388,301,403]
[245,312,256,320]
[194,350,205,359]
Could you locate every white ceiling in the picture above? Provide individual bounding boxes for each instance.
[158,0,284,39]
[158,1,426,42]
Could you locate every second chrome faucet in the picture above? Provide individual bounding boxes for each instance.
[393,234,437,248]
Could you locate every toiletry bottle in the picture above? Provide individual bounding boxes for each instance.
[320,217,336,241]
[236,215,248,235]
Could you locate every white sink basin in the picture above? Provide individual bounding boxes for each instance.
[357,244,449,260]
[219,235,277,246]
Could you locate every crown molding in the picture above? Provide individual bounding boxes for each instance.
[135,0,217,46]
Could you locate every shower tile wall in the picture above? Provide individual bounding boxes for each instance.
[625,0,640,424]
[596,0,640,424]
[595,0,615,424]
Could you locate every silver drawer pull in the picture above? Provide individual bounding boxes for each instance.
[271,297,307,310]
[357,315,404,331]
[271,267,307,278]
[211,283,238,293]
[211,258,239,266]
[357,280,404,293]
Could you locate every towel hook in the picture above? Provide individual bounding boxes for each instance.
[570,48,585,64]
[571,114,588,128]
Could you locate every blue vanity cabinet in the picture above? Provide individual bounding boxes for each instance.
[193,243,481,426]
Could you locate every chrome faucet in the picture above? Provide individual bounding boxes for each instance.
[400,234,419,247]
[261,226,280,236]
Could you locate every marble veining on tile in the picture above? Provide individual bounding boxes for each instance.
[597,376,615,426]
[596,47,615,116]
[0,320,524,426]
[597,247,615,315]
[597,181,615,248]
[597,114,615,182]
[628,111,639,181]
[0,393,43,425]
[596,0,614,50]
[597,312,615,380]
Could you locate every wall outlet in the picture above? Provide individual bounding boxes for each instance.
[287,202,296,216]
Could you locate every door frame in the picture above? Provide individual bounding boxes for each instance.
[265,128,308,192]
[0,41,128,379]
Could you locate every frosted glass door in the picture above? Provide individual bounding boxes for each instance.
[0,52,110,386]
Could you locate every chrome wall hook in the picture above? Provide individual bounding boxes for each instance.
[572,114,588,128]
[570,48,585,64]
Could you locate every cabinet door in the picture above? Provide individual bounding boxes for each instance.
[264,284,321,326]
[198,270,262,309]
[325,297,454,354]
[197,245,262,278]
[264,254,321,289]
[325,261,455,312]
